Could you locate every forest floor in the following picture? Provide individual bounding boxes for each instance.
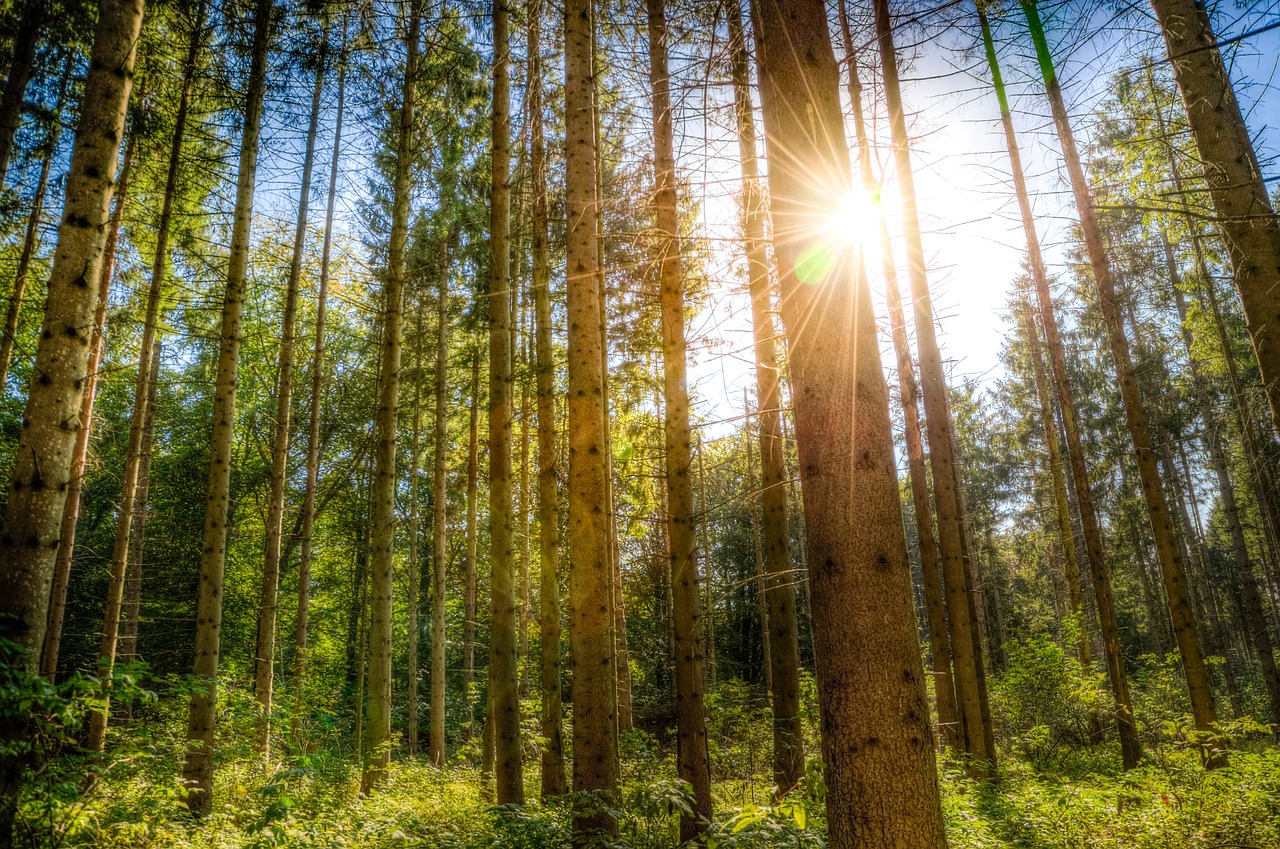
[15,691,1280,848]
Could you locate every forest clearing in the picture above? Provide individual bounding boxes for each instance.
[2,0,1280,846]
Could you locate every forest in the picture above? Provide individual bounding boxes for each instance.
[1,0,1279,845]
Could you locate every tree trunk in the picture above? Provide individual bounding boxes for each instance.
[120,333,160,671]
[835,0,959,752]
[566,0,620,835]
[1022,0,1221,762]
[743,391,772,696]
[646,0,712,835]
[183,0,272,811]
[0,0,141,670]
[727,0,804,785]
[980,1,1143,768]
[255,25,326,759]
[430,229,451,766]
[406,307,424,758]
[0,56,72,392]
[361,1,420,794]
[751,0,948,845]
[1148,0,1280,441]
[0,1,42,186]
[872,0,990,773]
[529,0,566,797]
[463,349,480,738]
[40,87,127,678]
[295,15,348,733]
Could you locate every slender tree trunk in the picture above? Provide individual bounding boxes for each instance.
[697,441,718,688]
[743,392,772,696]
[727,0,804,785]
[529,0,566,796]
[751,0,947,844]
[1022,0,1221,760]
[872,0,990,772]
[40,102,127,679]
[0,2,41,186]
[295,16,348,730]
[256,27,326,759]
[183,0,272,811]
[646,0,712,834]
[463,349,480,738]
[566,0,620,835]
[362,2,420,794]
[1148,0,1280,440]
[0,56,72,392]
[981,2,1142,768]
[406,308,424,759]
[430,230,451,766]
[120,333,159,671]
[0,0,141,667]
[835,0,960,752]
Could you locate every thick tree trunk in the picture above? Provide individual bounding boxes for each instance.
[0,2,41,186]
[566,0,620,836]
[40,104,127,679]
[529,0,566,797]
[1022,0,1221,762]
[361,2,420,794]
[836,0,960,752]
[463,350,480,738]
[1149,0,1280,441]
[980,2,1143,768]
[487,0,522,806]
[183,0,272,811]
[256,28,326,759]
[751,0,948,845]
[646,0,712,835]
[430,230,451,766]
[0,0,141,668]
[872,0,991,773]
[727,0,804,786]
[295,18,347,729]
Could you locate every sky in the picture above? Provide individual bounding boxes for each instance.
[674,0,1280,433]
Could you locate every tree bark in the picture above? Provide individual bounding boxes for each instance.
[0,1,42,186]
[980,1,1144,768]
[183,0,272,811]
[463,349,480,738]
[406,306,424,758]
[727,0,804,786]
[361,1,420,794]
[1022,0,1221,762]
[529,0,566,797]
[566,0,620,836]
[646,0,712,835]
[430,229,451,765]
[751,0,948,845]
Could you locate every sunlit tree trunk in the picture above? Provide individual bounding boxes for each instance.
[294,16,348,728]
[361,0,420,794]
[727,0,804,786]
[183,0,273,811]
[255,23,327,759]
[1022,0,1221,761]
[566,0,620,836]
[646,0,712,834]
[529,0,566,796]
[836,0,959,752]
[751,0,948,845]
[872,0,991,773]
[982,3,1141,769]
[430,229,451,766]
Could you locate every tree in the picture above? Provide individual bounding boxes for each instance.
[183,0,274,812]
[750,0,948,845]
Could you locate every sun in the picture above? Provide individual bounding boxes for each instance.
[821,186,881,245]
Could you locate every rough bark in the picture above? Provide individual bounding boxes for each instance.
[751,0,948,845]
[256,26,326,759]
[727,0,804,787]
[872,0,990,773]
[646,0,712,834]
[529,0,566,797]
[361,2,420,794]
[183,0,272,811]
[566,0,620,836]
[1022,0,1221,760]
